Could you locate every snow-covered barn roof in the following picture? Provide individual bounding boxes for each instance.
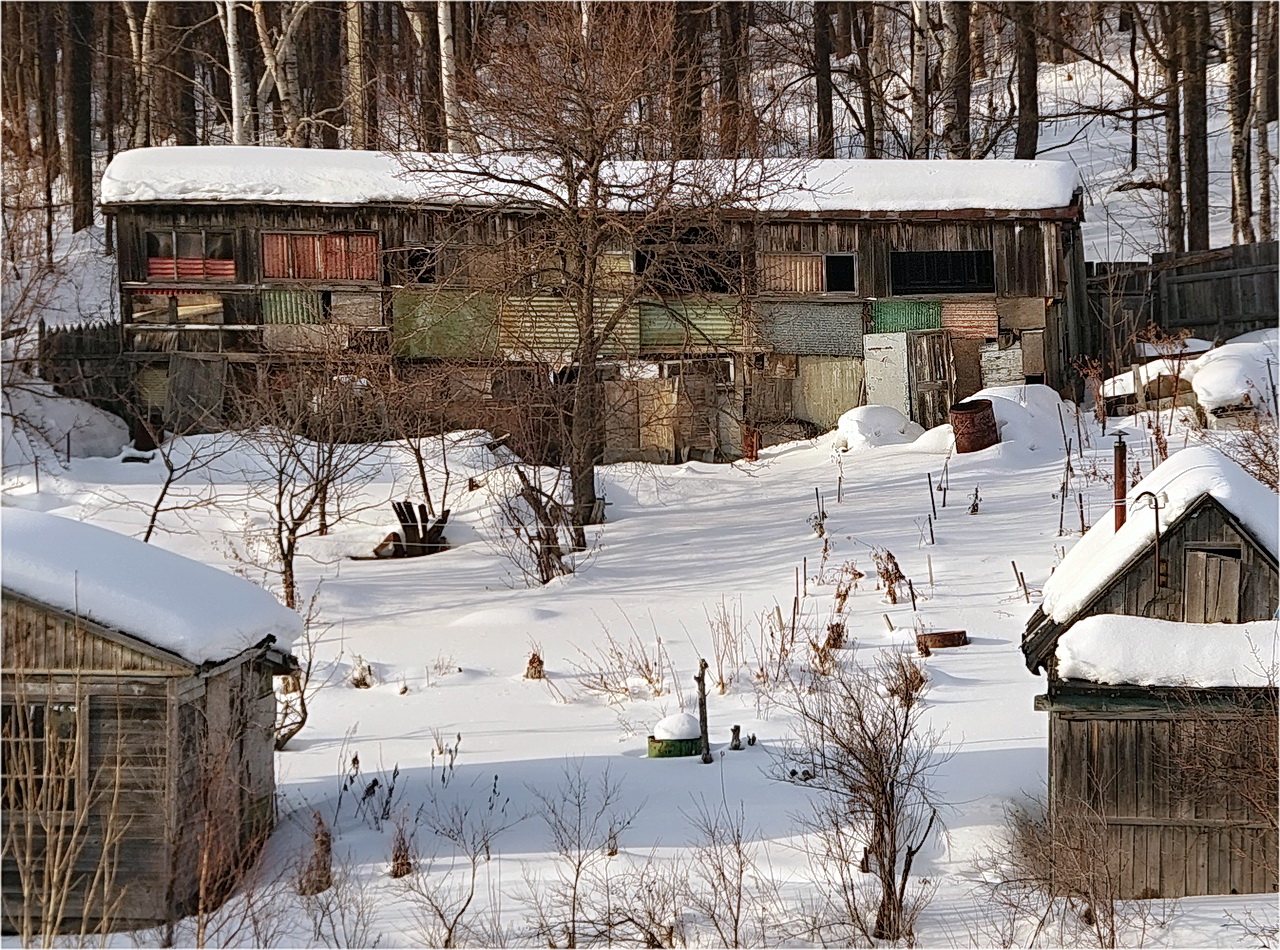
[100,146,1080,214]
[1,509,301,666]
[1039,446,1278,628]
[1055,615,1279,688]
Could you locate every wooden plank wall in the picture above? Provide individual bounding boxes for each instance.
[1050,710,1278,898]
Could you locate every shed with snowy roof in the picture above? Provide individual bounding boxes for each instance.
[1021,447,1278,900]
[1,509,300,934]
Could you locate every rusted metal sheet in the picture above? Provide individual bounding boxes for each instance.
[941,299,998,339]
[392,290,498,358]
[261,233,291,279]
[262,290,322,324]
[639,301,740,350]
[758,254,824,294]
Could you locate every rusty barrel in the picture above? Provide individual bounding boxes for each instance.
[949,399,999,454]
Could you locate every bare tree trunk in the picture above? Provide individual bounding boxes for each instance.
[1013,2,1039,159]
[1184,1,1211,250]
[64,2,94,232]
[941,0,971,158]
[438,0,465,152]
[1226,1,1256,244]
[869,1,888,157]
[1160,3,1185,254]
[405,0,445,151]
[1257,1,1275,241]
[344,1,368,147]
[717,1,744,157]
[173,2,198,146]
[672,2,703,159]
[254,2,309,147]
[834,1,852,59]
[815,1,836,158]
[970,3,987,81]
[1043,1,1065,63]
[222,0,252,144]
[909,0,928,158]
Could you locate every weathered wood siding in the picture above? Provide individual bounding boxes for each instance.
[1050,708,1278,898]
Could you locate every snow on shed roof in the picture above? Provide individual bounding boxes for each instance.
[1,509,301,665]
[100,147,1080,213]
[1040,446,1279,626]
[1057,615,1279,688]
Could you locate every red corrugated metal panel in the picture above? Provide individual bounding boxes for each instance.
[147,257,177,279]
[291,234,321,279]
[176,258,205,278]
[348,233,379,280]
[262,233,291,278]
[941,300,998,339]
[323,234,348,278]
[205,259,235,279]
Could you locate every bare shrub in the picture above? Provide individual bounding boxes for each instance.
[570,628,674,704]
[774,650,946,943]
[870,547,907,604]
[706,598,746,694]
[348,655,374,689]
[297,812,334,897]
[884,652,928,709]
[682,798,782,947]
[297,852,382,948]
[389,812,415,879]
[524,648,545,680]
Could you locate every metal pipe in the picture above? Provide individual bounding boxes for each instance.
[1132,490,1166,585]
[1113,431,1128,530]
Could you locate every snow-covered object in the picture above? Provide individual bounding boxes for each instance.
[832,405,924,452]
[1057,615,1279,688]
[1,509,301,664]
[970,385,1071,451]
[1041,447,1279,624]
[652,712,701,741]
[2,376,129,470]
[101,148,1078,213]
[1101,358,1196,399]
[1188,330,1278,413]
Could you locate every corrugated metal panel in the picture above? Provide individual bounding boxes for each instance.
[499,296,638,360]
[870,300,941,333]
[136,364,169,409]
[941,300,998,338]
[262,290,322,325]
[758,254,824,294]
[261,233,291,278]
[392,290,498,358]
[756,302,863,357]
[639,301,740,349]
[330,292,382,326]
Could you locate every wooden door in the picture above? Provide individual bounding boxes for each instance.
[1184,551,1241,623]
[909,330,954,429]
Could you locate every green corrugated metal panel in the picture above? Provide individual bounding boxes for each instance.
[498,296,638,359]
[639,301,741,350]
[870,300,941,333]
[262,290,322,325]
[392,290,498,358]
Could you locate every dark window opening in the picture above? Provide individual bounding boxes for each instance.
[146,229,235,281]
[393,246,437,284]
[824,254,857,292]
[890,250,995,295]
[2,702,78,811]
[635,229,738,295]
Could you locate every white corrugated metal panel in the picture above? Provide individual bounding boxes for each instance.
[499,296,638,361]
[863,332,911,418]
[758,254,824,294]
[941,300,998,338]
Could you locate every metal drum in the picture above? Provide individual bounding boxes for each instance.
[949,398,999,453]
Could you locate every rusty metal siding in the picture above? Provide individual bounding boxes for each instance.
[941,300,998,338]
[393,290,498,358]
[870,300,941,332]
[758,255,825,294]
[262,290,323,324]
[755,302,863,357]
[639,301,740,350]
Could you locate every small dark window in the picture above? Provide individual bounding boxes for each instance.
[890,250,995,294]
[146,229,235,281]
[824,254,857,292]
[395,246,437,284]
[2,702,78,811]
[635,228,738,295]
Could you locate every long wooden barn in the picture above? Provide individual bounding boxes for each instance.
[1,510,299,935]
[93,147,1086,462]
[1023,446,1279,899]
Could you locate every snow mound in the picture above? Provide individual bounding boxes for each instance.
[971,385,1071,452]
[1188,332,1278,413]
[448,605,560,627]
[1,509,301,664]
[904,424,957,454]
[1041,446,1279,625]
[2,375,130,470]
[832,405,924,452]
[1057,616,1279,688]
[652,712,701,741]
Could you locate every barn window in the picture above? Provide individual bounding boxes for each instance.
[635,229,739,295]
[261,232,381,282]
[146,230,235,281]
[890,250,995,294]
[824,254,857,292]
[1,702,78,811]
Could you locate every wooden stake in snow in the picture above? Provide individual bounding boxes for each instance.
[1011,561,1030,603]
[1077,493,1086,534]
[695,659,712,764]
[1074,407,1085,458]
[926,474,938,518]
[883,613,894,632]
[837,475,843,503]
[927,554,934,588]
[907,579,918,612]
[803,558,808,597]
[927,515,935,545]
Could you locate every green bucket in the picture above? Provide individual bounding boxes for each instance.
[647,736,703,758]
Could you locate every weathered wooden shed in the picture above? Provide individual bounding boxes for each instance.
[1023,447,1279,899]
[94,148,1084,460]
[1,510,300,935]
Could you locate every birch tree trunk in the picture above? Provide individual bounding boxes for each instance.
[222,0,252,145]
[869,1,888,158]
[909,0,929,158]
[1256,1,1275,241]
[253,2,307,147]
[344,1,368,147]
[1226,1,1255,244]
[438,0,465,152]
[940,1,971,158]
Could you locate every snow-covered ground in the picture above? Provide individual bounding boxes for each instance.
[2,380,1275,947]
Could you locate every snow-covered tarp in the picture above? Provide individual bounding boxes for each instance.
[1040,446,1279,625]
[1057,615,1279,688]
[1189,329,1278,413]
[101,147,1079,214]
[1,509,301,664]
[832,405,924,452]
